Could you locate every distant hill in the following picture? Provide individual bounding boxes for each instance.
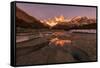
[52,22,96,30]
[72,23,97,29]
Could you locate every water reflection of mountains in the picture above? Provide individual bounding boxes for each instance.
[16,7,96,30]
[16,32,96,64]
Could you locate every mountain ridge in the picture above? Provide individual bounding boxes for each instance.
[16,7,46,29]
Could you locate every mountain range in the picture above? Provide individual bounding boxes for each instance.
[16,7,96,30]
[51,16,96,30]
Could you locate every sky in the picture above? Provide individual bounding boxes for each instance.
[16,3,96,20]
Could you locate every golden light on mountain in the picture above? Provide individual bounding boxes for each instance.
[54,15,65,22]
[46,21,58,27]
[40,15,96,29]
[41,15,65,27]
